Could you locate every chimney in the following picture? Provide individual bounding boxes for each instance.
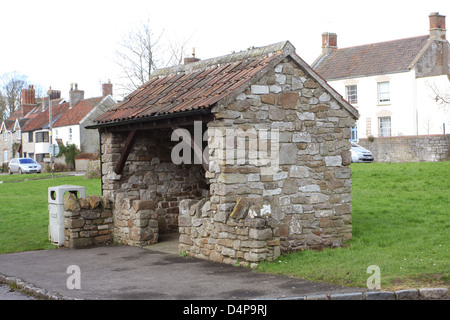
[49,90,61,100]
[102,80,113,97]
[184,48,201,65]
[322,32,338,54]
[69,83,84,109]
[21,85,36,117]
[429,12,446,40]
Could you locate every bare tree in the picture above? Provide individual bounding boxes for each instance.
[0,91,7,120]
[114,20,192,97]
[1,71,28,117]
[164,33,194,68]
[114,19,164,96]
[426,80,450,107]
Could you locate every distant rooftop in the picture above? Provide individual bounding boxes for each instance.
[313,35,430,80]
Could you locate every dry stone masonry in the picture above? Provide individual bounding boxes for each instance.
[96,42,358,266]
[359,135,450,163]
[178,197,280,267]
[63,193,113,248]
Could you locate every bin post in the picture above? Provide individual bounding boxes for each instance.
[48,185,86,246]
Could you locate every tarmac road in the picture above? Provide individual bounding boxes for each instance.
[0,245,366,300]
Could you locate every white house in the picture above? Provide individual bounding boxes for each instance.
[52,82,116,154]
[1,82,116,166]
[312,12,450,141]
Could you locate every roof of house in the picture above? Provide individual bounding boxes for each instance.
[22,102,71,132]
[313,35,430,80]
[94,41,358,127]
[0,120,14,132]
[53,97,103,128]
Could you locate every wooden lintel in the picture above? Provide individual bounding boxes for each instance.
[104,113,214,133]
[114,129,137,175]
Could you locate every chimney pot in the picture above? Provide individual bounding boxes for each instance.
[184,48,201,65]
[102,81,113,97]
[21,85,36,117]
[69,83,84,108]
[429,12,446,40]
[321,32,338,54]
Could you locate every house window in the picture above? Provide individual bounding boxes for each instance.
[28,132,33,142]
[346,85,358,104]
[54,129,58,139]
[3,131,7,142]
[35,153,45,163]
[378,82,390,103]
[35,131,49,143]
[68,128,72,141]
[378,117,391,137]
[3,150,8,163]
[350,123,358,142]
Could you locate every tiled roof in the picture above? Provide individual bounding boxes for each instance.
[22,102,71,132]
[53,97,103,128]
[313,35,429,80]
[94,43,288,125]
[1,120,15,132]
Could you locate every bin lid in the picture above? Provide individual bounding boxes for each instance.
[48,185,86,190]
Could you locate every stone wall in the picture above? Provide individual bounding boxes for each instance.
[178,198,280,268]
[63,193,113,248]
[206,57,354,257]
[359,135,450,163]
[101,129,209,246]
[99,56,355,266]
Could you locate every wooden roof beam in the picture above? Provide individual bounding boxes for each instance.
[114,129,137,175]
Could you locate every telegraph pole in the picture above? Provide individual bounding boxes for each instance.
[48,87,54,179]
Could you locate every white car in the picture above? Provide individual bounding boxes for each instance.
[351,142,374,163]
[8,158,42,174]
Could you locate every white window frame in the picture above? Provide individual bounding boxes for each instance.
[378,116,391,137]
[68,128,72,141]
[378,82,390,104]
[346,85,358,104]
[3,150,8,163]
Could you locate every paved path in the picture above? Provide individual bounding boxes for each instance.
[0,245,365,300]
[0,284,35,300]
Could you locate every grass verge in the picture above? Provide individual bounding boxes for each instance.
[0,175,101,254]
[257,162,450,290]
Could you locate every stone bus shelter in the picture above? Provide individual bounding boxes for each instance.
[81,41,358,267]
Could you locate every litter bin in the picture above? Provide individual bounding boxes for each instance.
[48,185,86,246]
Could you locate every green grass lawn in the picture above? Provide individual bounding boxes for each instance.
[1,163,449,290]
[258,162,450,290]
[0,174,101,254]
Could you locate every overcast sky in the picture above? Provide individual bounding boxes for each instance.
[0,0,448,99]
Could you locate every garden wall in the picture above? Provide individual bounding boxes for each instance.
[359,135,450,163]
[63,193,114,248]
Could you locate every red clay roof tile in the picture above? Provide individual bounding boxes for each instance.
[94,49,284,125]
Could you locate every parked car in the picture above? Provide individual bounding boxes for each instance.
[8,158,42,174]
[351,142,374,163]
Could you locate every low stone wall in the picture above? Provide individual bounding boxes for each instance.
[359,135,450,163]
[114,199,159,247]
[63,193,114,248]
[178,198,280,268]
